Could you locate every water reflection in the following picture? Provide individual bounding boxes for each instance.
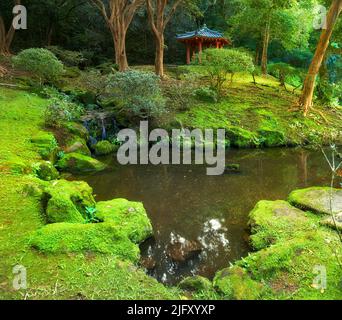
[74,148,340,284]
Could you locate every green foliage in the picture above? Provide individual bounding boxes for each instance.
[85,206,100,223]
[94,140,116,156]
[13,48,64,84]
[315,80,342,108]
[106,70,166,121]
[47,46,86,66]
[43,88,84,128]
[199,48,255,98]
[194,86,218,103]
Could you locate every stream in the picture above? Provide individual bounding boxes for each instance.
[73,147,338,284]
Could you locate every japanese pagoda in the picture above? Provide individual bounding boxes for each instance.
[176,24,231,64]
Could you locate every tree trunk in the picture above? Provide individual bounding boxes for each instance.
[155,34,164,77]
[112,26,129,72]
[261,15,271,75]
[299,0,342,116]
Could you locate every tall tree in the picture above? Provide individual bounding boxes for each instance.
[146,0,184,77]
[90,0,145,71]
[299,0,342,115]
[0,0,21,56]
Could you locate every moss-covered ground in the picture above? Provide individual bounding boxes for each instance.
[0,88,182,299]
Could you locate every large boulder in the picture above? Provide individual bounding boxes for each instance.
[96,198,153,243]
[288,187,342,215]
[320,213,342,231]
[56,152,106,173]
[30,222,140,262]
[248,200,314,250]
[63,137,91,156]
[166,238,202,262]
[43,179,96,223]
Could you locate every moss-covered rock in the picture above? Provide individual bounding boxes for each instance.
[33,161,59,181]
[31,132,58,162]
[64,122,89,141]
[56,152,106,173]
[64,136,91,156]
[248,200,314,250]
[288,187,342,215]
[43,179,95,223]
[94,140,116,156]
[258,129,285,147]
[179,276,212,292]
[226,127,259,148]
[213,266,264,300]
[320,213,342,231]
[96,198,153,243]
[30,222,140,262]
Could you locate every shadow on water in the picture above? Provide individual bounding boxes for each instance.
[73,147,339,285]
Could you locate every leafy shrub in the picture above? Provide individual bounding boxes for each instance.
[13,48,64,84]
[315,80,342,108]
[199,48,255,99]
[268,63,299,90]
[47,46,86,67]
[106,70,166,121]
[194,87,218,102]
[43,88,84,128]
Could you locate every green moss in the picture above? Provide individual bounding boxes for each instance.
[63,136,91,156]
[43,179,95,223]
[33,161,59,181]
[213,266,264,300]
[248,200,315,250]
[179,276,213,292]
[227,126,259,148]
[31,132,58,162]
[288,187,342,215]
[56,152,106,173]
[94,140,116,156]
[96,198,153,243]
[30,222,140,261]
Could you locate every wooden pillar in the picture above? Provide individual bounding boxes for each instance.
[216,41,219,48]
[186,43,191,64]
[198,40,202,63]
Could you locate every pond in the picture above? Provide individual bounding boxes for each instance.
[74,148,337,285]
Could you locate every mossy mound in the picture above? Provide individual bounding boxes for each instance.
[226,127,259,148]
[320,213,342,231]
[94,140,117,156]
[258,129,285,147]
[288,187,342,215]
[178,276,212,292]
[30,222,140,262]
[63,136,91,156]
[30,132,58,162]
[248,200,316,250]
[33,161,59,181]
[96,198,153,243]
[64,122,89,141]
[56,152,106,173]
[43,179,95,223]
[213,266,264,300]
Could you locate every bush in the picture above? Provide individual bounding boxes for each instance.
[315,80,342,108]
[199,48,255,99]
[268,63,299,90]
[13,48,64,84]
[47,46,86,67]
[106,70,166,121]
[43,88,84,128]
[194,87,218,102]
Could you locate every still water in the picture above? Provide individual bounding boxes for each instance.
[74,148,338,284]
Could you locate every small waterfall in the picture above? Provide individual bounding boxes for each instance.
[83,120,97,146]
[101,118,107,140]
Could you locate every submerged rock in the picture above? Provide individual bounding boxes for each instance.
[43,179,95,223]
[30,222,140,262]
[178,276,212,292]
[56,152,106,173]
[140,256,156,270]
[288,187,342,215]
[166,239,202,262]
[96,198,153,243]
[224,163,241,174]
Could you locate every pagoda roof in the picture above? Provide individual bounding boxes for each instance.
[176,24,229,43]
